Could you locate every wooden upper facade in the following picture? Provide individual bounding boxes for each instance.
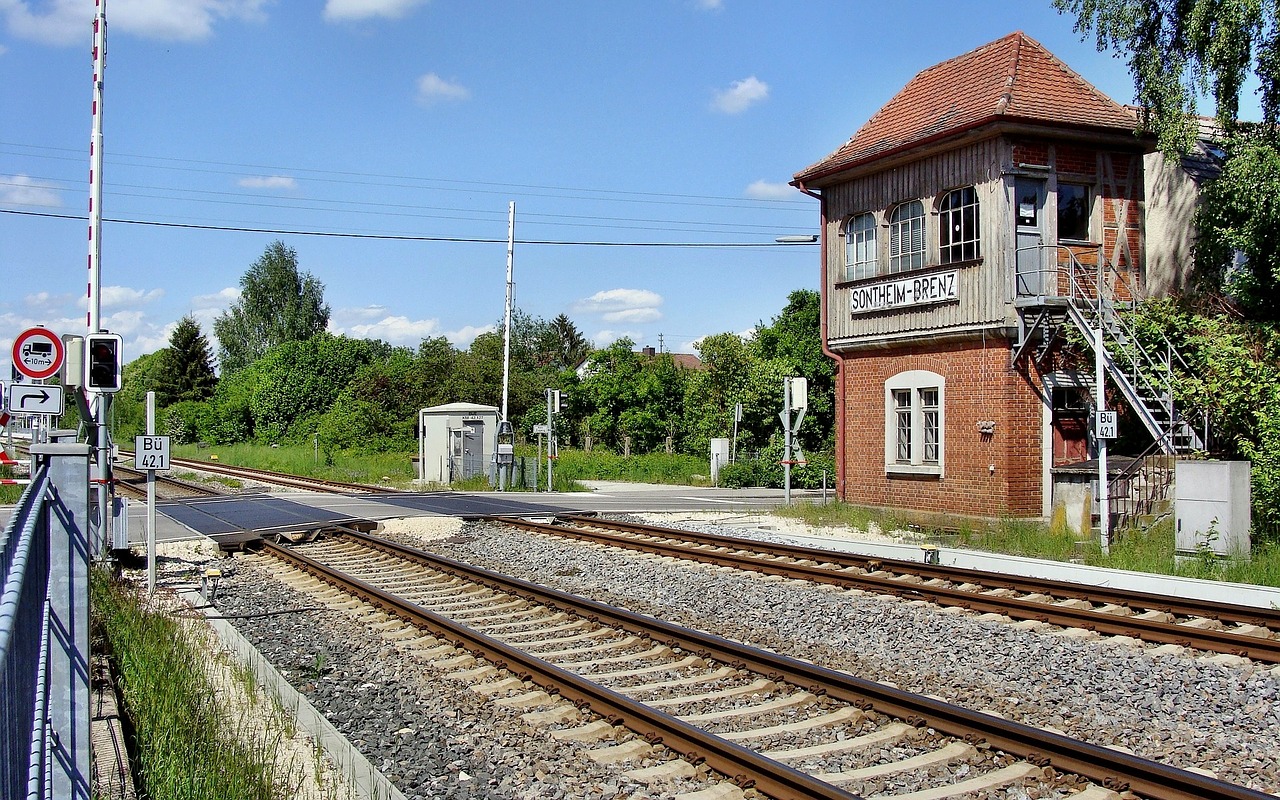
[794,33,1151,350]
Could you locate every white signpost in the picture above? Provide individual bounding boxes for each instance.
[6,384,65,416]
[137,394,168,593]
[1096,410,1117,440]
[133,435,171,471]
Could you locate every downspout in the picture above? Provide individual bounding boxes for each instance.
[794,180,844,499]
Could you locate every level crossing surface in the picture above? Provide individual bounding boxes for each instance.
[107,482,812,546]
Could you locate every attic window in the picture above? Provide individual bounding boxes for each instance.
[845,213,878,281]
[939,187,980,263]
[888,201,926,273]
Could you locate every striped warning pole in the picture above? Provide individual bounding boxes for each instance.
[0,412,14,467]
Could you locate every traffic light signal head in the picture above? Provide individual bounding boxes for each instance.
[85,333,123,392]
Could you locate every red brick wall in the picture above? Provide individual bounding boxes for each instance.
[837,338,1044,518]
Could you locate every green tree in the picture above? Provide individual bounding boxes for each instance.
[112,350,170,439]
[683,333,778,455]
[751,289,835,452]
[213,241,330,374]
[1055,0,1280,153]
[154,315,217,406]
[550,313,591,370]
[569,338,687,452]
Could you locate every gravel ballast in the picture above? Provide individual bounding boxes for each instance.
[209,514,1280,797]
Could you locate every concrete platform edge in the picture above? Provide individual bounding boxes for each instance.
[178,590,406,800]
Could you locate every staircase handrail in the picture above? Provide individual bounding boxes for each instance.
[1014,243,1205,452]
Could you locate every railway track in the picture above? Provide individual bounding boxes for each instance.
[119,452,400,494]
[113,463,224,500]
[483,514,1280,665]
[251,529,1271,800]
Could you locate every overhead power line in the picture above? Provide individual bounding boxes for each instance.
[0,208,819,248]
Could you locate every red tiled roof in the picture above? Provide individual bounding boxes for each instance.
[795,32,1140,184]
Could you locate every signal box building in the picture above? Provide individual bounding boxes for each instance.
[793,32,1198,520]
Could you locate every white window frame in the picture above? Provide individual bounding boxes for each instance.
[938,186,980,264]
[885,370,944,476]
[888,200,926,273]
[845,212,878,281]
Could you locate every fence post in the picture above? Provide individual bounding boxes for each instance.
[32,440,92,800]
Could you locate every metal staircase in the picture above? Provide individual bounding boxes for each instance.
[1012,245,1206,455]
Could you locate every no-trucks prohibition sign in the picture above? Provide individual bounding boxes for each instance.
[12,327,65,381]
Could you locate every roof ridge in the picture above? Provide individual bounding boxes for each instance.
[996,32,1023,115]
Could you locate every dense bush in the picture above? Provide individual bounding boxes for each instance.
[162,401,210,445]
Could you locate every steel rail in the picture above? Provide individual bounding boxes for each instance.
[128,453,399,494]
[556,515,1280,628]
[284,530,1273,800]
[259,538,862,800]
[500,515,1280,663]
[113,465,223,499]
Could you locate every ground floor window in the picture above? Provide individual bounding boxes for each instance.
[886,370,944,475]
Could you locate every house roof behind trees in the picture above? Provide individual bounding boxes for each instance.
[794,31,1141,185]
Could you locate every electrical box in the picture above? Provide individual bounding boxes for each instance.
[61,335,84,388]
[789,377,808,410]
[496,442,514,465]
[1175,460,1251,560]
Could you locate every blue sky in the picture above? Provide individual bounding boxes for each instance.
[1,0,1152,375]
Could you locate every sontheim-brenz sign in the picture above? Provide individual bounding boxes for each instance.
[850,270,959,315]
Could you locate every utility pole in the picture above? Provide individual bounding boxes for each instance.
[88,0,111,553]
[499,201,515,490]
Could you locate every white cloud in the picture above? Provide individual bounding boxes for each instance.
[192,287,240,308]
[0,174,61,207]
[238,175,297,190]
[572,288,663,315]
[444,324,493,347]
[24,291,75,311]
[416,72,469,105]
[591,329,641,348]
[712,75,768,114]
[323,0,427,21]
[84,285,165,310]
[344,314,440,344]
[744,179,797,200]
[0,0,267,46]
[694,0,723,9]
[602,307,661,324]
[338,304,390,322]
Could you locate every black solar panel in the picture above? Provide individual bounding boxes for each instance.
[158,494,362,535]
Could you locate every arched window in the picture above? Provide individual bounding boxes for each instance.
[845,212,877,281]
[888,200,925,273]
[939,187,980,263]
[885,370,944,475]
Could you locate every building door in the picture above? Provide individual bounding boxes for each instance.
[461,420,485,478]
[1015,178,1046,297]
[1052,386,1090,465]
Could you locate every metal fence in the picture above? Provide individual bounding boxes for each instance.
[0,441,91,800]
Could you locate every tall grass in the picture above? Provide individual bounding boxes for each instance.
[552,449,709,485]
[91,572,282,799]
[173,443,415,487]
[775,502,1280,588]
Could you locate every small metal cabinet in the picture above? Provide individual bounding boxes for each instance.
[1175,460,1251,559]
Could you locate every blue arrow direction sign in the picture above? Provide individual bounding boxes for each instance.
[6,384,65,416]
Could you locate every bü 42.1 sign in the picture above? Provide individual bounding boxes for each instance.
[134,436,171,471]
